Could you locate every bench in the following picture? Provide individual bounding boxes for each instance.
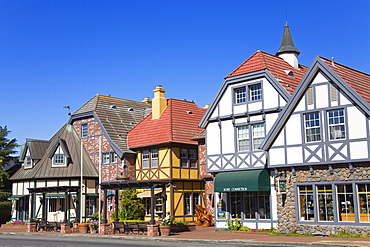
[113,222,128,234]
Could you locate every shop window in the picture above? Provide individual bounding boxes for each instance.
[358,184,370,222]
[258,191,270,219]
[317,185,334,221]
[243,192,256,219]
[86,196,96,216]
[298,185,314,221]
[230,192,242,218]
[337,184,354,222]
[49,198,65,212]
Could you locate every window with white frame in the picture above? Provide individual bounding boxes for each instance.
[81,123,88,138]
[317,185,334,221]
[298,185,314,221]
[142,150,150,169]
[304,112,321,142]
[249,84,262,101]
[25,156,33,169]
[328,109,345,140]
[252,123,265,149]
[52,146,67,167]
[102,153,110,164]
[337,184,354,222]
[235,87,246,104]
[151,149,158,168]
[141,149,158,169]
[237,126,249,151]
[111,152,118,163]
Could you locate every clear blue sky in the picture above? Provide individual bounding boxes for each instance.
[1,0,369,154]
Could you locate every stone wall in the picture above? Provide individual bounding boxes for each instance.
[275,162,370,236]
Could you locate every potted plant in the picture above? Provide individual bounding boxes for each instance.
[159,216,172,236]
[88,219,99,233]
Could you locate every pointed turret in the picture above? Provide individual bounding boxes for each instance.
[276,22,300,69]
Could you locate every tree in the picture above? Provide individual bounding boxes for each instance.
[0,126,19,188]
[118,189,145,221]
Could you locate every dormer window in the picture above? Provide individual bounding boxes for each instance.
[54,154,65,165]
[24,156,33,169]
[50,140,70,167]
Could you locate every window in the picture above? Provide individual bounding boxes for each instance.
[306,87,314,105]
[111,152,118,163]
[249,84,262,101]
[337,184,354,222]
[252,124,265,149]
[237,126,249,151]
[193,193,200,208]
[24,156,33,169]
[230,192,242,218]
[235,87,246,104]
[228,191,270,220]
[49,198,65,212]
[358,184,370,222]
[304,112,321,142]
[54,154,65,165]
[328,109,345,140]
[258,191,270,219]
[151,149,158,168]
[142,150,150,169]
[181,149,188,167]
[52,146,66,167]
[184,193,191,215]
[237,124,265,151]
[189,149,197,168]
[298,185,314,221]
[243,192,256,219]
[317,185,334,221]
[102,153,110,164]
[81,123,88,138]
[142,149,159,169]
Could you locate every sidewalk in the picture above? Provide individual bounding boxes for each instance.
[1,226,370,247]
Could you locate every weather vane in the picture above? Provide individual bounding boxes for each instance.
[63,106,71,115]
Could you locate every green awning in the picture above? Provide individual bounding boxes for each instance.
[86,193,99,198]
[214,169,271,192]
[46,193,65,199]
[7,195,25,201]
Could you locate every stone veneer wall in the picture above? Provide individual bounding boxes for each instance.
[275,162,370,236]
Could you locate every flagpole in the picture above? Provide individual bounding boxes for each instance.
[80,139,83,223]
[98,136,102,229]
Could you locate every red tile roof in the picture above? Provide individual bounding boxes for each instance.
[128,99,207,148]
[320,57,370,104]
[226,50,308,95]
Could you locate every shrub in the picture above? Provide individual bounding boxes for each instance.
[227,218,241,231]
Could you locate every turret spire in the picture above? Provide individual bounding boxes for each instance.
[276,22,300,69]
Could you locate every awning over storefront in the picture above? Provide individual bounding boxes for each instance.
[136,189,162,198]
[45,193,65,199]
[214,169,270,192]
[7,195,26,201]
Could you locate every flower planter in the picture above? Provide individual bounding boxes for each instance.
[0,224,27,233]
[78,223,88,233]
[159,225,171,236]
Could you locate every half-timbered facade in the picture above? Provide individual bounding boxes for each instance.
[127,86,207,222]
[262,56,370,235]
[10,124,98,223]
[199,22,307,229]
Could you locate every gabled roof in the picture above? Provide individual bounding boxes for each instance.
[11,124,98,180]
[261,56,370,151]
[70,95,152,158]
[199,51,308,128]
[226,51,307,94]
[128,99,206,148]
[19,139,50,162]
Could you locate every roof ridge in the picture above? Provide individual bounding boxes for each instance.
[258,50,269,68]
[98,94,151,104]
[319,56,370,76]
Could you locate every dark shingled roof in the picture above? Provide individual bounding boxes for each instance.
[11,124,98,180]
[19,139,50,162]
[70,95,152,157]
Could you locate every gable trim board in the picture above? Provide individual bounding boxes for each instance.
[199,69,291,128]
[261,56,370,151]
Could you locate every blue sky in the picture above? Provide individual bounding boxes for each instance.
[1,0,369,154]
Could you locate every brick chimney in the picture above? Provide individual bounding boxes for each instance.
[152,85,167,119]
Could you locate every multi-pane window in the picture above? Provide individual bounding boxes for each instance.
[142,149,159,169]
[54,154,64,165]
[180,149,197,168]
[235,87,246,104]
[258,191,271,219]
[151,149,158,168]
[358,184,370,222]
[237,126,249,151]
[189,149,197,168]
[298,185,314,221]
[229,191,270,220]
[102,153,110,164]
[337,184,354,222]
[52,146,66,167]
[250,84,262,101]
[304,112,321,142]
[81,123,88,138]
[317,185,334,221]
[252,124,265,149]
[243,193,256,219]
[142,150,150,169]
[184,193,191,215]
[111,152,118,163]
[49,198,65,212]
[237,124,265,151]
[328,109,345,140]
[25,156,33,168]
[230,192,242,218]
